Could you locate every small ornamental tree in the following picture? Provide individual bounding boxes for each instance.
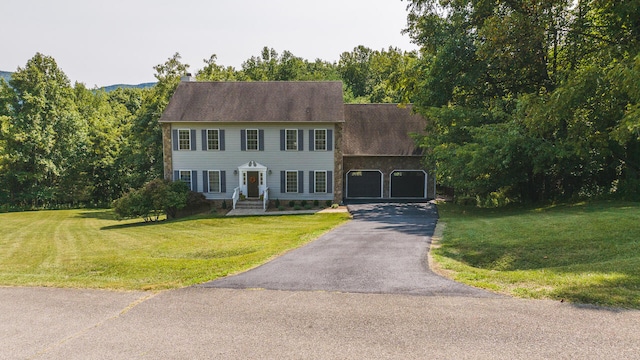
[112,179,189,222]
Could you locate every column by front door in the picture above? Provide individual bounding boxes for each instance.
[247,171,259,198]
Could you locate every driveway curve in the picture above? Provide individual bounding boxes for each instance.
[203,202,495,297]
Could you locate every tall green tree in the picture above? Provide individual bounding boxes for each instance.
[122,53,190,189]
[73,84,131,205]
[407,0,640,203]
[338,46,420,103]
[0,53,87,206]
[196,54,239,81]
[239,47,340,82]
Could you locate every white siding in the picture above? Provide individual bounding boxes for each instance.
[171,123,336,200]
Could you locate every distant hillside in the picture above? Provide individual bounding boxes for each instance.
[101,82,156,92]
[0,71,155,91]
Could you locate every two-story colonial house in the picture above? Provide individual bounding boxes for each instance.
[159,79,434,209]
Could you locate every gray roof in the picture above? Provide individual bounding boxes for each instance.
[343,104,426,156]
[159,81,344,123]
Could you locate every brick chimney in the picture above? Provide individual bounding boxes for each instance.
[180,73,196,82]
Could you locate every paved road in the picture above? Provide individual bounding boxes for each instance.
[1,287,639,359]
[205,203,493,297]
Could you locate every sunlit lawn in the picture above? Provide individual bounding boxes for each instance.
[433,200,640,309]
[0,209,349,290]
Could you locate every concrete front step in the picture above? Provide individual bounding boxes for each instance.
[234,200,265,210]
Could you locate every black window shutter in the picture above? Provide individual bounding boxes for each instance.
[172,130,178,151]
[221,171,226,193]
[298,129,304,151]
[298,171,304,193]
[280,129,285,151]
[240,130,246,151]
[280,171,286,193]
[219,130,225,151]
[327,129,333,151]
[309,171,315,193]
[191,170,198,191]
[190,130,197,151]
[259,130,264,151]
[173,170,179,181]
[309,130,314,151]
[203,171,209,193]
[202,130,207,151]
[327,171,333,193]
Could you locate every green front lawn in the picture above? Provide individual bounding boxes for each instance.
[0,209,349,290]
[433,201,640,309]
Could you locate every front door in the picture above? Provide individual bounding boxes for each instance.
[247,171,259,198]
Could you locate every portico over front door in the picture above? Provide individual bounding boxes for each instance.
[247,171,259,198]
[238,161,268,199]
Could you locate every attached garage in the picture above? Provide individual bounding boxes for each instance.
[341,104,435,201]
[390,170,426,198]
[346,170,382,198]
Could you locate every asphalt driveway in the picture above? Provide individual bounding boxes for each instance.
[203,202,494,297]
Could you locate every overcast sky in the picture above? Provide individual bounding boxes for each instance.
[2,0,417,87]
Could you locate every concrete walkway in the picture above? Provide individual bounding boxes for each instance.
[226,206,347,216]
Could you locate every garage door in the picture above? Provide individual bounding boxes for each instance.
[347,170,382,198]
[391,171,426,198]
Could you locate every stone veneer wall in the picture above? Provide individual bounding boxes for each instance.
[343,155,435,199]
[161,123,173,181]
[333,122,344,203]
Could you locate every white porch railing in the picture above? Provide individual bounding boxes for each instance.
[263,187,269,211]
[232,187,240,210]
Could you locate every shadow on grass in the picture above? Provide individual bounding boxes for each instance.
[76,209,118,220]
[554,272,640,311]
[93,211,248,230]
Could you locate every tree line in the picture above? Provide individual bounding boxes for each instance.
[1,0,639,209]
[0,46,417,209]
[406,0,640,204]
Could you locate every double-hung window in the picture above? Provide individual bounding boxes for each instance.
[208,170,221,193]
[178,129,191,150]
[207,129,219,150]
[315,171,327,193]
[179,170,192,189]
[286,171,298,193]
[314,129,327,151]
[246,129,258,151]
[286,129,298,151]
[241,129,263,151]
[202,129,225,151]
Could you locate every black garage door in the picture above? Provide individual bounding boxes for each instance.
[347,171,382,198]
[391,171,426,198]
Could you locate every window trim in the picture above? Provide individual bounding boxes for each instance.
[245,128,259,151]
[314,170,327,193]
[208,170,221,193]
[314,129,327,151]
[177,129,191,151]
[206,129,220,151]
[285,129,298,151]
[285,170,298,193]
[179,169,193,190]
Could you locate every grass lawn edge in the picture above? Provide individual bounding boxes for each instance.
[429,201,640,310]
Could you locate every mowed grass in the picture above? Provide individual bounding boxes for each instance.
[0,209,349,290]
[433,200,640,309]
